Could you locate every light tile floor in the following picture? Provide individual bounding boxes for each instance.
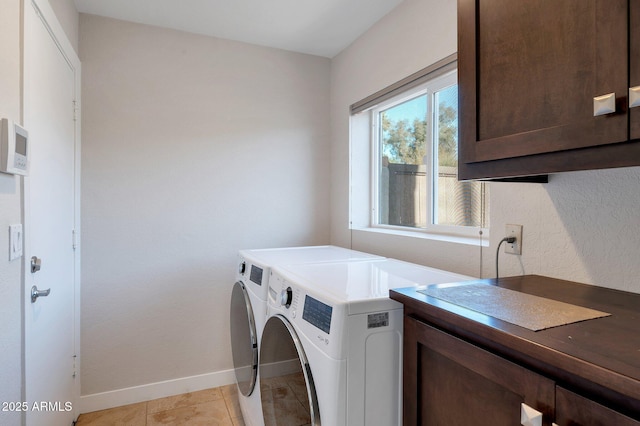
[260,373,310,426]
[75,385,245,426]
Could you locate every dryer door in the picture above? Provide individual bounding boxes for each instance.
[230,281,258,396]
[260,314,321,426]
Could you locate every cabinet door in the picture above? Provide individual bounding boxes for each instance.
[556,387,640,425]
[403,317,555,425]
[631,1,640,139]
[458,0,629,178]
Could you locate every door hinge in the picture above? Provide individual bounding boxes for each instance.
[72,100,78,122]
[72,229,77,250]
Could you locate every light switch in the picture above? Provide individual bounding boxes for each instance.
[9,224,22,261]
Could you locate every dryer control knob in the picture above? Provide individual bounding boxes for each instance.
[238,262,246,275]
[280,287,293,308]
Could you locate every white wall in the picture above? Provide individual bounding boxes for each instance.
[330,0,482,276]
[331,0,640,293]
[79,14,331,396]
[0,1,25,425]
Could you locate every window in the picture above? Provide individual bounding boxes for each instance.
[350,57,488,239]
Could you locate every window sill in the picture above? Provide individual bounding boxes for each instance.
[353,226,489,247]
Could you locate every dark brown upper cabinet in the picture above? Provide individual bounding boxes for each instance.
[458,0,640,180]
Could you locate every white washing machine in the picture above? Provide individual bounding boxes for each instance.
[229,246,384,426]
[260,259,472,426]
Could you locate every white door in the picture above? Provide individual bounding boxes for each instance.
[23,0,81,425]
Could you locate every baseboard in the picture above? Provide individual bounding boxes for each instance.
[79,369,236,414]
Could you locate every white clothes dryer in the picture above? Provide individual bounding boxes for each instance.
[259,259,472,426]
[229,246,384,426]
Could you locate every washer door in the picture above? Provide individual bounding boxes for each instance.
[230,281,258,396]
[260,315,321,426]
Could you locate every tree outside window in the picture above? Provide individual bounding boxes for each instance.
[375,71,488,231]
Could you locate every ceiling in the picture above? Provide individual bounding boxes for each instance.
[73,0,405,58]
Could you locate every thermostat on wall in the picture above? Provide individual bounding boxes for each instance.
[1,118,29,176]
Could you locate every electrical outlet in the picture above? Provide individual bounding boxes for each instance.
[505,224,522,255]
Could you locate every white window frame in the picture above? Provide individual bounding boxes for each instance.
[366,69,488,239]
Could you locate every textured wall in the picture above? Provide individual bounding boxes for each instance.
[79,14,331,395]
[491,168,640,292]
[331,0,640,293]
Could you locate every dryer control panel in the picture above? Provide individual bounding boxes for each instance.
[236,254,272,301]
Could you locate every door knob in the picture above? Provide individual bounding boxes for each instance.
[31,285,51,303]
[30,256,41,273]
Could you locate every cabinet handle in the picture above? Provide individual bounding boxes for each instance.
[593,93,616,116]
[629,86,640,108]
[521,403,543,426]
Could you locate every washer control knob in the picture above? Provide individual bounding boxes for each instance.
[280,287,293,308]
[238,261,246,275]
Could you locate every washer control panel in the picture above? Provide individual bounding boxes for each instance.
[302,295,333,334]
[268,270,347,359]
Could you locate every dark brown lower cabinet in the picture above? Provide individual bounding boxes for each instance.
[555,387,640,426]
[405,316,554,425]
[404,316,640,425]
